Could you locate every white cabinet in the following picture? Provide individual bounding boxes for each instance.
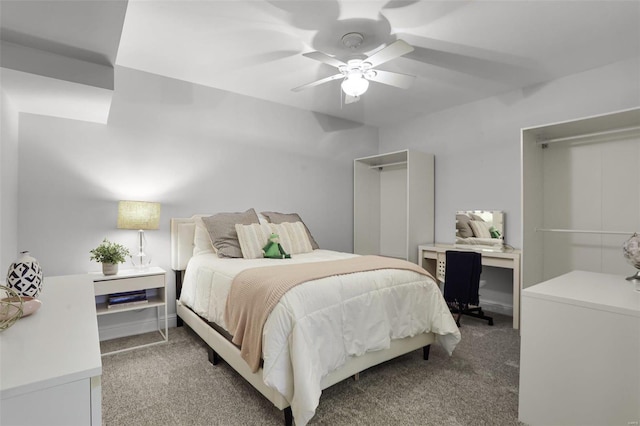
[0,274,102,426]
[518,271,640,426]
[91,267,168,354]
[354,150,434,263]
[521,107,640,289]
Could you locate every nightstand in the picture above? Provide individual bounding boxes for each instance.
[91,266,168,355]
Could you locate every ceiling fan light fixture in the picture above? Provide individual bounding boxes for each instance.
[294,39,415,99]
[341,73,369,97]
[341,32,364,49]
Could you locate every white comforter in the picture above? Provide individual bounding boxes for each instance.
[180,250,461,426]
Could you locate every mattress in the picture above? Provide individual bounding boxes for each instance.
[179,249,461,426]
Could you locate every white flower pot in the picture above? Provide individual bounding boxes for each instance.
[102,263,118,276]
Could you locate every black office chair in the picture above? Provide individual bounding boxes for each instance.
[443,250,494,326]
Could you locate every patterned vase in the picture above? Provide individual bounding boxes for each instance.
[6,251,43,298]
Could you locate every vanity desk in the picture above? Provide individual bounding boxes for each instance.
[418,244,521,329]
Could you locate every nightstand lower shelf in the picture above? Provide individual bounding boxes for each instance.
[99,325,168,356]
[96,296,165,315]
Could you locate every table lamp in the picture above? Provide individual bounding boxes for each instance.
[117,200,161,269]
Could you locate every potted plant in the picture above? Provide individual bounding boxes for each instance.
[90,238,130,275]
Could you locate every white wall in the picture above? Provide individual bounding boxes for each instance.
[379,57,640,312]
[16,66,378,337]
[1,88,19,272]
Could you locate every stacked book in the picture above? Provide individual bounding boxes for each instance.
[107,290,148,309]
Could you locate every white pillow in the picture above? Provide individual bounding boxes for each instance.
[192,215,216,256]
[469,220,492,238]
[235,222,273,259]
[270,222,313,255]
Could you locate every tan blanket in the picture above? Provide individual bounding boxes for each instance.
[224,255,433,372]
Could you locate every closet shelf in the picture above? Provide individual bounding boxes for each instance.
[367,161,407,169]
[535,228,634,236]
[536,125,640,145]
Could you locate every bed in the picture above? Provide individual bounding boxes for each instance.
[171,213,461,426]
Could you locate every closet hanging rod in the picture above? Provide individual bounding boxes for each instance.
[368,160,407,169]
[536,125,640,145]
[535,228,634,235]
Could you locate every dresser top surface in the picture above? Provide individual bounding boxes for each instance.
[1,274,102,399]
[523,270,640,317]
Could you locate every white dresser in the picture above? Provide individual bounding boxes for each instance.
[1,274,102,425]
[518,270,640,426]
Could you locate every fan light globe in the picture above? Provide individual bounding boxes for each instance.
[341,73,369,97]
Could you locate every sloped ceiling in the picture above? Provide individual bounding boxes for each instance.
[1,1,639,127]
[0,0,127,123]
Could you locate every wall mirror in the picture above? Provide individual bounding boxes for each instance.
[455,210,505,250]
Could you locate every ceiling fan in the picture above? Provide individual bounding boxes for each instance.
[292,33,416,104]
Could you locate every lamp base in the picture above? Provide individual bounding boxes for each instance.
[131,252,151,271]
[131,229,151,270]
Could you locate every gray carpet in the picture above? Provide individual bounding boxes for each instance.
[101,312,521,425]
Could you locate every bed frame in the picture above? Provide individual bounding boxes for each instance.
[170,217,435,426]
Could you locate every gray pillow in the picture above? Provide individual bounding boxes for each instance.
[202,208,260,258]
[456,214,474,238]
[261,211,319,249]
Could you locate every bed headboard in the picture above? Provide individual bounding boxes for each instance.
[170,217,197,271]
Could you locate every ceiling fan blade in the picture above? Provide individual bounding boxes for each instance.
[364,39,414,68]
[367,70,415,89]
[292,73,344,92]
[344,94,360,104]
[303,51,347,68]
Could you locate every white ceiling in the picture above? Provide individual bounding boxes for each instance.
[2,1,639,127]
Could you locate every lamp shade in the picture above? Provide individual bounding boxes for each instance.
[117,201,161,230]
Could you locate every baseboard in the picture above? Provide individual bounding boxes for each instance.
[98,314,178,341]
[478,299,513,317]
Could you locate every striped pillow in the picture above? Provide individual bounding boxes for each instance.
[270,222,313,255]
[235,223,273,259]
